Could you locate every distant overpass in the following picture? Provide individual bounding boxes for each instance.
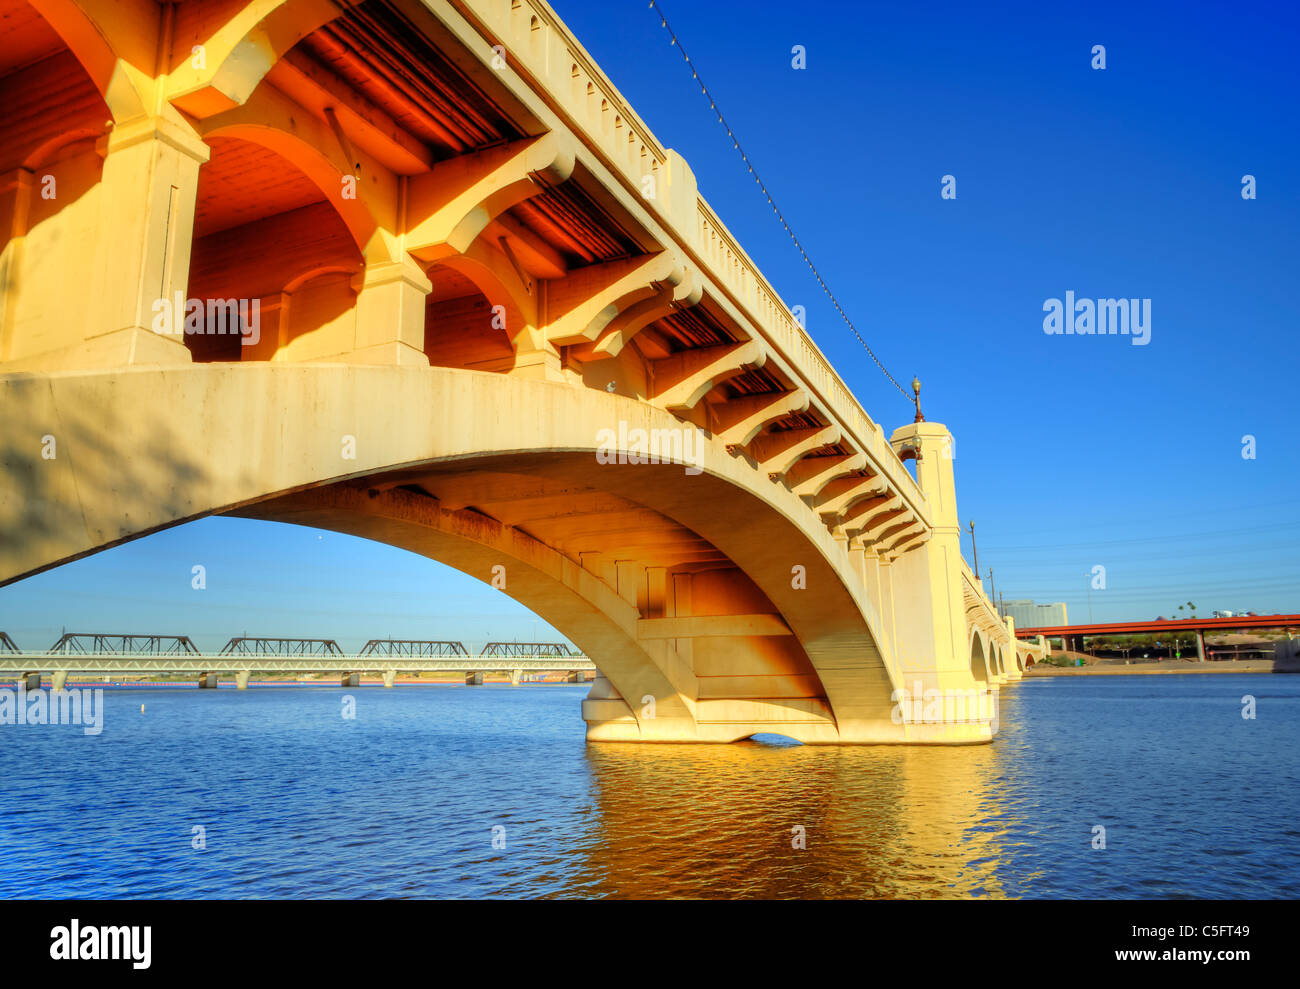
[1016,613,1300,661]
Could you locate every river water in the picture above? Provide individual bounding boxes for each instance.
[1,675,1295,898]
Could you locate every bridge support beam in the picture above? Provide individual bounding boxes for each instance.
[22,672,40,690]
[510,669,522,686]
[465,671,483,686]
[198,673,219,689]
[567,670,586,684]
[1196,630,1207,663]
[236,670,251,690]
[382,669,396,688]
[51,670,68,692]
[341,672,360,687]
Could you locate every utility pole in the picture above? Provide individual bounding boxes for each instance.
[988,567,995,605]
[967,520,979,578]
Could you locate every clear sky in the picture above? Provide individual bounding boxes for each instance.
[2,0,1296,650]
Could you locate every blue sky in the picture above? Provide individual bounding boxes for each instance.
[2,0,1297,649]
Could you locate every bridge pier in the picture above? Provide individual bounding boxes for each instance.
[51,671,68,692]
[510,669,522,686]
[22,672,40,690]
[236,670,251,690]
[1002,618,1022,681]
[881,421,1000,742]
[465,671,483,686]
[198,673,219,689]
[1196,630,1207,663]
[566,670,585,684]
[341,672,360,687]
[382,670,396,688]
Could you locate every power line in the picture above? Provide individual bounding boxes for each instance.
[646,0,912,406]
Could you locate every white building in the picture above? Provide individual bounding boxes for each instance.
[999,599,1068,628]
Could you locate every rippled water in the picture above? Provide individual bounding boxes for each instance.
[1,675,1296,898]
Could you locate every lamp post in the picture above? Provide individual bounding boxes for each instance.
[911,377,924,423]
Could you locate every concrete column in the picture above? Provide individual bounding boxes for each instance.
[510,668,522,686]
[0,168,34,360]
[347,257,431,365]
[198,672,218,688]
[1038,634,1048,656]
[85,116,211,365]
[567,670,586,684]
[235,670,251,690]
[22,672,40,690]
[341,672,360,687]
[465,671,483,686]
[1196,630,1207,663]
[51,670,68,692]
[382,669,396,688]
[886,421,988,738]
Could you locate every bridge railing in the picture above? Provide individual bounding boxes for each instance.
[462,0,928,524]
[959,560,1004,630]
[694,201,923,514]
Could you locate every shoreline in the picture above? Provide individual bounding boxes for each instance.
[1024,660,1293,676]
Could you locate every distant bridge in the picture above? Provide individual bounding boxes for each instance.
[0,634,593,690]
[1017,614,1300,661]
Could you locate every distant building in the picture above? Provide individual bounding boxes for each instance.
[999,599,1068,628]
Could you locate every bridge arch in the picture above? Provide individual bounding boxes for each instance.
[969,628,991,683]
[248,483,700,740]
[197,118,384,260]
[26,0,153,120]
[423,244,538,372]
[2,363,917,743]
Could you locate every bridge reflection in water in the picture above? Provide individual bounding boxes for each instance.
[575,722,1020,898]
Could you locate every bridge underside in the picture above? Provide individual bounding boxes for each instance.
[0,362,1010,743]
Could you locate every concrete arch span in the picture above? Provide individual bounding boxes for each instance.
[0,362,992,742]
[969,628,991,684]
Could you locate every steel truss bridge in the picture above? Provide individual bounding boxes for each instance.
[0,635,594,683]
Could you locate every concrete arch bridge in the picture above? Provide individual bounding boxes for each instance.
[0,0,1041,742]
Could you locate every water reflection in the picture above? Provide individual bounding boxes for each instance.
[579,728,1013,898]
